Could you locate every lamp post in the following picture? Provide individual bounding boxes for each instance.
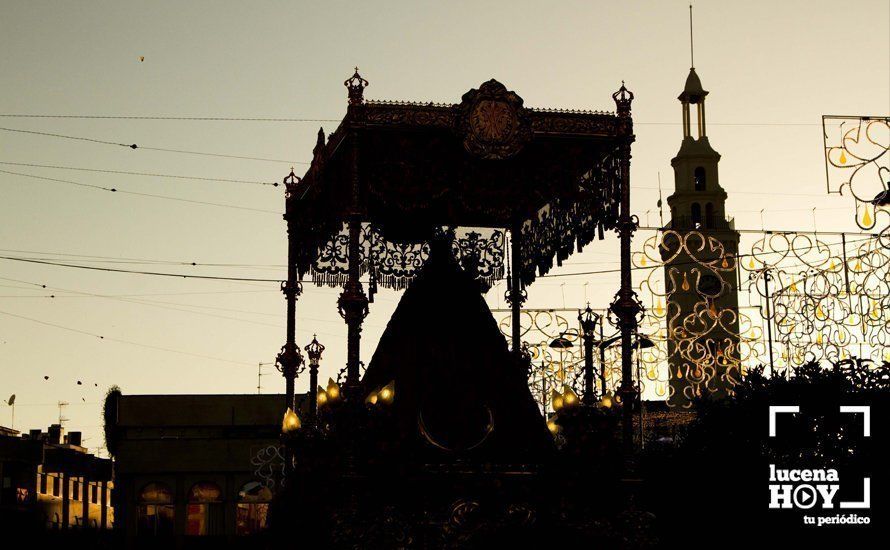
[279,169,306,472]
[305,336,325,423]
[548,334,574,413]
[578,305,601,406]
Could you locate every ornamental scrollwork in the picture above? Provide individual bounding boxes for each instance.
[308,224,505,297]
[822,116,890,247]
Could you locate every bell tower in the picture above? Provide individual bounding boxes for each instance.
[661,32,742,407]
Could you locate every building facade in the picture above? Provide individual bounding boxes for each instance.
[107,392,301,546]
[0,424,113,531]
[661,66,742,407]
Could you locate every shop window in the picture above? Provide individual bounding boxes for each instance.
[236,481,272,535]
[186,481,224,536]
[137,482,174,537]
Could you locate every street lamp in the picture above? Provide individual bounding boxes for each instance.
[304,336,325,422]
[578,305,603,406]
[282,408,301,434]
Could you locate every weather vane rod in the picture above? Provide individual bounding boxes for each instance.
[689,4,695,69]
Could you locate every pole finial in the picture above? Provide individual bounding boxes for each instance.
[689,4,695,69]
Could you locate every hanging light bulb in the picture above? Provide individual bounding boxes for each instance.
[282,408,301,434]
[365,390,378,406]
[317,385,329,408]
[378,381,395,405]
[547,417,560,434]
[325,378,341,402]
[551,389,564,411]
[562,385,579,408]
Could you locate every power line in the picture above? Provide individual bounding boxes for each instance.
[0,168,281,214]
[0,126,308,164]
[0,308,255,366]
[0,248,284,268]
[0,255,283,282]
[0,114,340,122]
[0,113,820,126]
[0,232,878,286]
[0,161,281,186]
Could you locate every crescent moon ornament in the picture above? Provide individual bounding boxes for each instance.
[417,406,494,453]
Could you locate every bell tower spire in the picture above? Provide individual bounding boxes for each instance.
[661,7,741,408]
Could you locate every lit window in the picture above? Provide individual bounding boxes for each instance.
[236,481,272,535]
[186,482,224,536]
[137,482,174,537]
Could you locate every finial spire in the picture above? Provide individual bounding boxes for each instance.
[689,4,695,69]
[344,67,369,105]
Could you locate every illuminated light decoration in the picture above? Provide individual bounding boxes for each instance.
[561,385,579,408]
[547,417,560,434]
[326,378,341,402]
[497,310,585,412]
[317,386,329,407]
[861,205,873,227]
[377,381,395,405]
[282,408,301,434]
[365,390,378,406]
[822,116,889,241]
[600,395,613,408]
[681,272,691,291]
[551,389,565,411]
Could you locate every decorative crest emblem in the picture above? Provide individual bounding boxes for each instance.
[459,80,530,160]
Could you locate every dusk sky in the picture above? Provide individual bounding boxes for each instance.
[1,0,888,453]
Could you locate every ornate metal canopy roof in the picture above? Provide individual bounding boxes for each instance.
[286,71,633,292]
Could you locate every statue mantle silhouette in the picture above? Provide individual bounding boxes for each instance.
[361,239,553,464]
